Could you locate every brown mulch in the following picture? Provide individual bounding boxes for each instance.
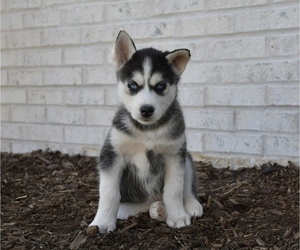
[1,150,299,250]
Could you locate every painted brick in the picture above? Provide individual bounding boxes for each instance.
[184,108,234,130]
[25,125,64,142]
[43,29,81,46]
[2,51,24,67]
[269,35,299,56]
[83,146,102,156]
[192,38,266,61]
[236,110,299,132]
[267,86,299,106]
[24,10,61,28]
[1,123,24,140]
[28,89,64,104]
[154,0,205,14]
[235,11,262,32]
[126,21,176,39]
[1,13,23,30]
[207,0,268,9]
[204,133,262,154]
[64,126,108,144]
[270,60,299,81]
[236,62,269,82]
[205,87,265,106]
[43,0,82,6]
[262,7,299,30]
[182,63,233,84]
[235,7,299,32]
[1,141,11,152]
[273,0,298,2]
[85,107,116,126]
[44,68,82,85]
[186,130,203,152]
[1,33,6,49]
[45,143,90,156]
[8,70,43,86]
[104,87,119,106]
[83,67,116,84]
[1,88,26,104]
[6,30,41,48]
[47,107,84,124]
[64,5,103,24]
[6,0,41,10]
[81,26,118,43]
[178,87,204,107]
[65,88,105,105]
[179,15,233,37]
[265,135,299,157]
[105,1,154,20]
[11,106,45,123]
[45,143,101,156]
[82,21,176,44]
[25,49,62,66]
[1,70,8,85]
[1,0,6,10]
[45,143,82,155]
[11,141,46,154]
[64,47,104,65]
[1,106,10,121]
[235,60,299,83]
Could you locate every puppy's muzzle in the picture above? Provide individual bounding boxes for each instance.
[140,105,155,118]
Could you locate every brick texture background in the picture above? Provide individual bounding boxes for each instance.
[1,0,299,168]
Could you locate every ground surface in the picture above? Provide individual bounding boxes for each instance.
[1,150,299,250]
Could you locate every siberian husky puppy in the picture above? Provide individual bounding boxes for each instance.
[89,30,203,233]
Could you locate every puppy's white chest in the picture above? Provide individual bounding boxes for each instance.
[130,152,151,180]
[112,128,159,153]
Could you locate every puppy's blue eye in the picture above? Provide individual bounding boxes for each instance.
[155,81,167,93]
[128,82,139,93]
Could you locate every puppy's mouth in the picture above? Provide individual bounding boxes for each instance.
[133,114,159,125]
[130,108,161,126]
[137,117,156,125]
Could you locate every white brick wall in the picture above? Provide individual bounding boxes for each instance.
[1,0,299,169]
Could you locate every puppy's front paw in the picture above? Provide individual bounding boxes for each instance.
[185,198,203,217]
[98,223,116,234]
[166,213,191,228]
[89,220,116,234]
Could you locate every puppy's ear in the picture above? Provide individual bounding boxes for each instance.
[113,30,137,70]
[165,49,190,75]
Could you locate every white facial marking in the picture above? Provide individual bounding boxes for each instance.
[149,72,163,87]
[143,58,152,82]
[131,71,145,87]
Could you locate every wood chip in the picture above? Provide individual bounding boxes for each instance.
[86,226,98,236]
[2,151,299,249]
[70,231,88,250]
[283,227,292,238]
[255,237,265,246]
[269,209,284,216]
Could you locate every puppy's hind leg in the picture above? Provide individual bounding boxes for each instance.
[149,201,166,221]
[117,203,150,219]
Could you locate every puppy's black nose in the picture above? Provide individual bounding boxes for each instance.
[140,105,155,118]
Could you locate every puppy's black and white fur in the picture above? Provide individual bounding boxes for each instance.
[89,30,203,233]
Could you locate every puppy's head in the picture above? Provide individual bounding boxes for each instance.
[113,30,190,125]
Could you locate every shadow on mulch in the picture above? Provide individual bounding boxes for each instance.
[1,150,299,250]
